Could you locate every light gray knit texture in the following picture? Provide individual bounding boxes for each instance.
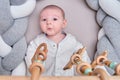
[86,0,120,75]
[10,0,26,5]
[0,0,27,75]
[0,0,13,34]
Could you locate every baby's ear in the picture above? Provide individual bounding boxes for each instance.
[63,19,67,28]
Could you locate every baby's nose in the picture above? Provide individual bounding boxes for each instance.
[46,20,52,25]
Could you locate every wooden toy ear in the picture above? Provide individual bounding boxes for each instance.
[63,47,86,70]
[91,51,108,68]
[96,51,108,65]
[11,0,37,19]
[32,43,48,62]
[96,56,107,65]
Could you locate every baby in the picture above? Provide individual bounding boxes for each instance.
[25,5,91,76]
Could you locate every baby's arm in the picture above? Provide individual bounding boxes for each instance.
[75,41,91,63]
[25,40,37,75]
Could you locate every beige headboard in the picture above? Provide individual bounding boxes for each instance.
[25,0,99,61]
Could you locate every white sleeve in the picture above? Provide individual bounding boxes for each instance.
[25,40,37,70]
[75,41,91,63]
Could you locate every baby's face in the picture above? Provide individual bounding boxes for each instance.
[40,8,66,36]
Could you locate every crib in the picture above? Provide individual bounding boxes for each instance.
[0,76,120,80]
[1,45,120,80]
[0,0,120,80]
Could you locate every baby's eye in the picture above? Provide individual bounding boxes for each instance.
[53,18,58,21]
[42,19,46,21]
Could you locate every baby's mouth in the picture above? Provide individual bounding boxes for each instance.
[47,28,52,30]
